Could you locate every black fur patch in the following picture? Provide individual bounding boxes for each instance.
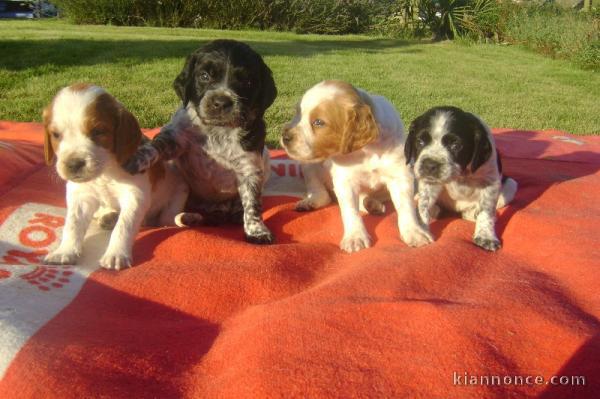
[173,39,276,153]
[407,106,492,172]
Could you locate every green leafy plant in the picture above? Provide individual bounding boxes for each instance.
[453,0,501,41]
[370,0,429,38]
[417,0,469,40]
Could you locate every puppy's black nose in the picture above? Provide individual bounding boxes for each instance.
[420,158,441,177]
[210,95,233,112]
[281,129,293,145]
[66,158,86,173]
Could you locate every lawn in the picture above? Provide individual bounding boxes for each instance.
[1,19,598,146]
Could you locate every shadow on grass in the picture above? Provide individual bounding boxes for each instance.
[0,37,424,71]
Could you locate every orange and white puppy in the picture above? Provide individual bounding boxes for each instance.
[281,80,432,252]
[43,84,189,269]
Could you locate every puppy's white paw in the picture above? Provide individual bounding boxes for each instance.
[44,249,80,265]
[400,224,434,247]
[175,212,205,227]
[340,231,371,253]
[295,192,331,212]
[245,229,275,245]
[473,235,501,251]
[244,219,275,245]
[100,249,132,270]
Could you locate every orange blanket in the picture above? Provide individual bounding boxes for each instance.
[0,121,598,398]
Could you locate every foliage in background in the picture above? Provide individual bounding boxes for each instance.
[417,0,467,40]
[504,4,599,70]
[51,0,599,70]
[367,0,426,38]
[52,0,376,34]
[453,0,507,41]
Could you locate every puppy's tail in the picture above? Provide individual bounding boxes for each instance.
[497,177,518,209]
[175,212,205,227]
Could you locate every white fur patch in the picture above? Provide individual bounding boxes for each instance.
[413,111,459,182]
[430,110,450,140]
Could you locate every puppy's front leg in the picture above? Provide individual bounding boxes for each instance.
[44,189,99,265]
[386,170,433,247]
[417,182,442,225]
[237,162,273,245]
[100,187,149,270]
[473,182,502,251]
[334,182,370,253]
[124,124,184,175]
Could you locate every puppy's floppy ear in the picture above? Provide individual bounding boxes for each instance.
[173,53,197,106]
[259,59,277,111]
[404,118,419,164]
[469,114,492,172]
[340,103,378,154]
[114,106,143,164]
[42,104,55,165]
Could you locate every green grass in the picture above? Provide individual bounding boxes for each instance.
[1,19,598,147]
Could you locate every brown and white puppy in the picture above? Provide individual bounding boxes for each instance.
[43,84,189,269]
[281,80,432,252]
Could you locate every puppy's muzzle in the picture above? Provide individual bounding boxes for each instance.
[419,158,442,179]
[281,127,294,147]
[66,157,86,174]
[208,94,234,114]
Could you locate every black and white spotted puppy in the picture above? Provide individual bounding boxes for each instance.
[124,40,277,244]
[405,106,518,251]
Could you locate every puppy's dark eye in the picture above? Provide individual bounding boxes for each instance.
[449,142,463,152]
[91,129,105,138]
[199,72,210,82]
[312,119,325,127]
[51,131,61,139]
[416,137,427,147]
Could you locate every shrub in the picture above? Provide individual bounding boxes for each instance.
[414,0,520,42]
[369,0,430,38]
[289,0,372,34]
[454,0,505,42]
[51,0,135,25]
[504,4,600,70]
[417,0,470,40]
[53,0,377,34]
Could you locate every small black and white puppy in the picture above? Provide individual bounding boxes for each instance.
[405,106,517,251]
[124,39,277,244]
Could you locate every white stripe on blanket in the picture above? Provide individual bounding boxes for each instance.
[0,203,108,378]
